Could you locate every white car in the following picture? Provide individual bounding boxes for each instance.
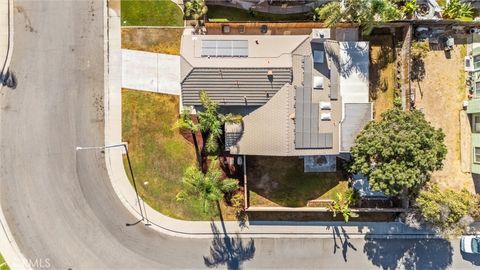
[460,235,480,254]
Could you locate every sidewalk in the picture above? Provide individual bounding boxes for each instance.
[121,49,181,95]
[107,3,441,240]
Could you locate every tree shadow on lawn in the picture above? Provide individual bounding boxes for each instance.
[247,156,348,207]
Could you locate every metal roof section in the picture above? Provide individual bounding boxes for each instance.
[338,42,370,104]
[181,67,292,106]
[341,103,372,152]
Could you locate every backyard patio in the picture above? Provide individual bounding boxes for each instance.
[246,156,349,207]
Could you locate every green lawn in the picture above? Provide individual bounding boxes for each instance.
[122,90,239,220]
[0,254,9,270]
[207,5,310,22]
[121,0,183,26]
[247,156,348,207]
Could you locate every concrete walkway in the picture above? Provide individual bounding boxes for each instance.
[121,49,181,95]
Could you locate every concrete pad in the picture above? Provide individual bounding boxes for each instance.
[121,49,180,95]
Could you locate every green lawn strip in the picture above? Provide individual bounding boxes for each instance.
[247,156,348,207]
[121,0,183,26]
[0,254,9,270]
[207,5,310,22]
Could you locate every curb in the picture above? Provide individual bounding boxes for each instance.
[0,0,13,79]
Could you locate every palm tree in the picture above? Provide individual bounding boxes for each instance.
[177,159,239,214]
[197,91,242,155]
[184,0,208,22]
[313,0,402,35]
[442,0,473,20]
[328,190,359,222]
[174,108,202,167]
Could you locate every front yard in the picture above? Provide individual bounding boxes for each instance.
[121,0,183,26]
[122,90,238,220]
[248,156,348,207]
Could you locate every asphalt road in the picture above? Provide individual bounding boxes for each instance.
[0,0,479,269]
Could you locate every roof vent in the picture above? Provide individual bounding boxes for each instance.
[320,112,332,121]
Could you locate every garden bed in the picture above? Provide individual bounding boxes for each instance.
[207,5,310,22]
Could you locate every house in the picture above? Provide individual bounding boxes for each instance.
[180,27,372,171]
[465,34,480,174]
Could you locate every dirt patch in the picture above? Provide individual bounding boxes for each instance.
[368,35,397,120]
[413,43,475,192]
[121,28,183,55]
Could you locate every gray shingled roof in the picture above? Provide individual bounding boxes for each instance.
[181,68,292,106]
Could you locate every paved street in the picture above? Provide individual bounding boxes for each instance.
[0,0,479,269]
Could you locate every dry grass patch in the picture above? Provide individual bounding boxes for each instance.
[413,43,475,192]
[121,28,183,55]
[368,35,396,120]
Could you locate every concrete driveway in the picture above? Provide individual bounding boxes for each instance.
[122,49,180,95]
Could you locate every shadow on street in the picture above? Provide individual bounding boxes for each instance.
[203,204,255,270]
[363,236,453,269]
[331,226,357,262]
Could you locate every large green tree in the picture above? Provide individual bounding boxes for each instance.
[177,159,239,214]
[313,0,402,34]
[349,101,447,196]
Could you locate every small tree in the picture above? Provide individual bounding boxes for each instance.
[174,108,201,167]
[442,0,473,20]
[177,159,239,214]
[197,91,242,155]
[328,189,359,222]
[416,184,476,236]
[403,0,419,19]
[184,0,208,21]
[349,100,447,196]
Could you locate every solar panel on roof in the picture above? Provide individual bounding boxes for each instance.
[201,40,248,57]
